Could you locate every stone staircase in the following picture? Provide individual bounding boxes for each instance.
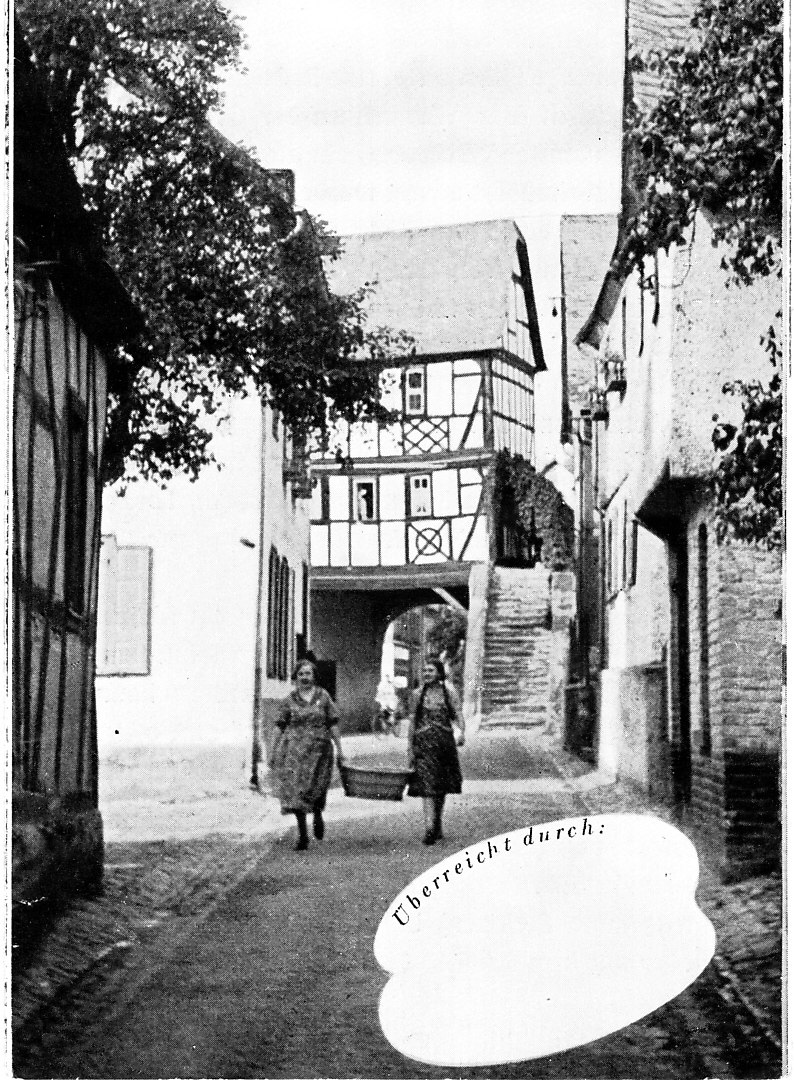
[480,566,552,728]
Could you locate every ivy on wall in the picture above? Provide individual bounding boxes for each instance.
[494,452,574,572]
[620,0,782,548]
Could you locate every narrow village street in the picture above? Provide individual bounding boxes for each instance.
[14,731,781,1079]
[11,3,784,1078]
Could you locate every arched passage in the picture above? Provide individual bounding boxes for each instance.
[310,581,468,733]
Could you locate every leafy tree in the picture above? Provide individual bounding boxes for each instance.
[712,321,782,549]
[17,0,408,487]
[624,0,782,285]
[426,605,467,665]
[623,0,783,547]
[426,605,467,692]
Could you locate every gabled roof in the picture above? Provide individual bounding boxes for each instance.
[326,219,545,367]
[560,214,619,437]
[576,0,698,350]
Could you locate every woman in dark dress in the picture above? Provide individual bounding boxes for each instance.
[407,658,465,845]
[272,659,345,850]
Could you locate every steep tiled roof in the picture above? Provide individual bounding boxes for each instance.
[326,219,537,360]
[629,0,698,113]
[560,215,619,435]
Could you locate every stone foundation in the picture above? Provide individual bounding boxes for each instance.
[13,791,103,959]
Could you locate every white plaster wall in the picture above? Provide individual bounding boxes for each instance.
[668,216,781,480]
[258,405,313,702]
[598,668,621,778]
[97,396,267,748]
[598,249,675,509]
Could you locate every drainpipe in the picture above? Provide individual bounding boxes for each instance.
[250,404,267,789]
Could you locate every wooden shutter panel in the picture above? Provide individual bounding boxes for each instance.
[97,542,152,675]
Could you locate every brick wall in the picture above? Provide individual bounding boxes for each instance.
[686,500,782,877]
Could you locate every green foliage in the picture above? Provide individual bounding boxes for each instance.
[426,605,467,664]
[426,605,467,692]
[495,452,574,571]
[712,320,782,549]
[622,0,783,548]
[624,0,783,285]
[17,0,409,487]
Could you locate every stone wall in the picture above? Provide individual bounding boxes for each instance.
[686,501,782,877]
[13,792,103,958]
[462,563,490,735]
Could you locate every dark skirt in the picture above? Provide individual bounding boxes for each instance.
[408,722,462,797]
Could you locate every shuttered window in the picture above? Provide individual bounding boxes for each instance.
[266,546,296,681]
[96,535,152,676]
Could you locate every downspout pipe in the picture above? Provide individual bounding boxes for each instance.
[250,404,267,789]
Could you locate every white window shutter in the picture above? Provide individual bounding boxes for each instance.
[97,539,152,676]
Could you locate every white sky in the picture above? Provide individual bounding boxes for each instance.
[215,0,626,461]
[218,0,624,232]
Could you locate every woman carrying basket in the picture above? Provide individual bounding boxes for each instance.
[272,659,345,851]
[407,658,464,846]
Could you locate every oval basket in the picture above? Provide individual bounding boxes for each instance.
[340,764,412,801]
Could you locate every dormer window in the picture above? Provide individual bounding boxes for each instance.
[405,366,426,415]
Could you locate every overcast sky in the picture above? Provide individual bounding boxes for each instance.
[218,0,624,233]
[216,0,625,457]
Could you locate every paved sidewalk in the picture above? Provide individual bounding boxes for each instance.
[12,730,782,1075]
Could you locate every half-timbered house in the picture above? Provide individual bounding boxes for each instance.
[309,220,546,730]
[13,32,143,922]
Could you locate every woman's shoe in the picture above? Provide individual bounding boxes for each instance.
[294,837,309,851]
[313,813,325,840]
[422,829,437,846]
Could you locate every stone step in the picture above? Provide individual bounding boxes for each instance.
[488,618,547,623]
[484,638,550,647]
[483,660,550,668]
[488,610,547,616]
[482,698,547,708]
[483,682,549,691]
[485,621,549,627]
[480,717,546,728]
[484,676,549,683]
[484,663,549,670]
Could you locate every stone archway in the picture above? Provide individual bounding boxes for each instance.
[310,582,468,733]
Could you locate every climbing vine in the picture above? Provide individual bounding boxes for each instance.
[622,0,782,285]
[620,0,783,548]
[712,320,782,549]
[494,453,574,571]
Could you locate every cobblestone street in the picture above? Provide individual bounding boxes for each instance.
[13,732,782,1079]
